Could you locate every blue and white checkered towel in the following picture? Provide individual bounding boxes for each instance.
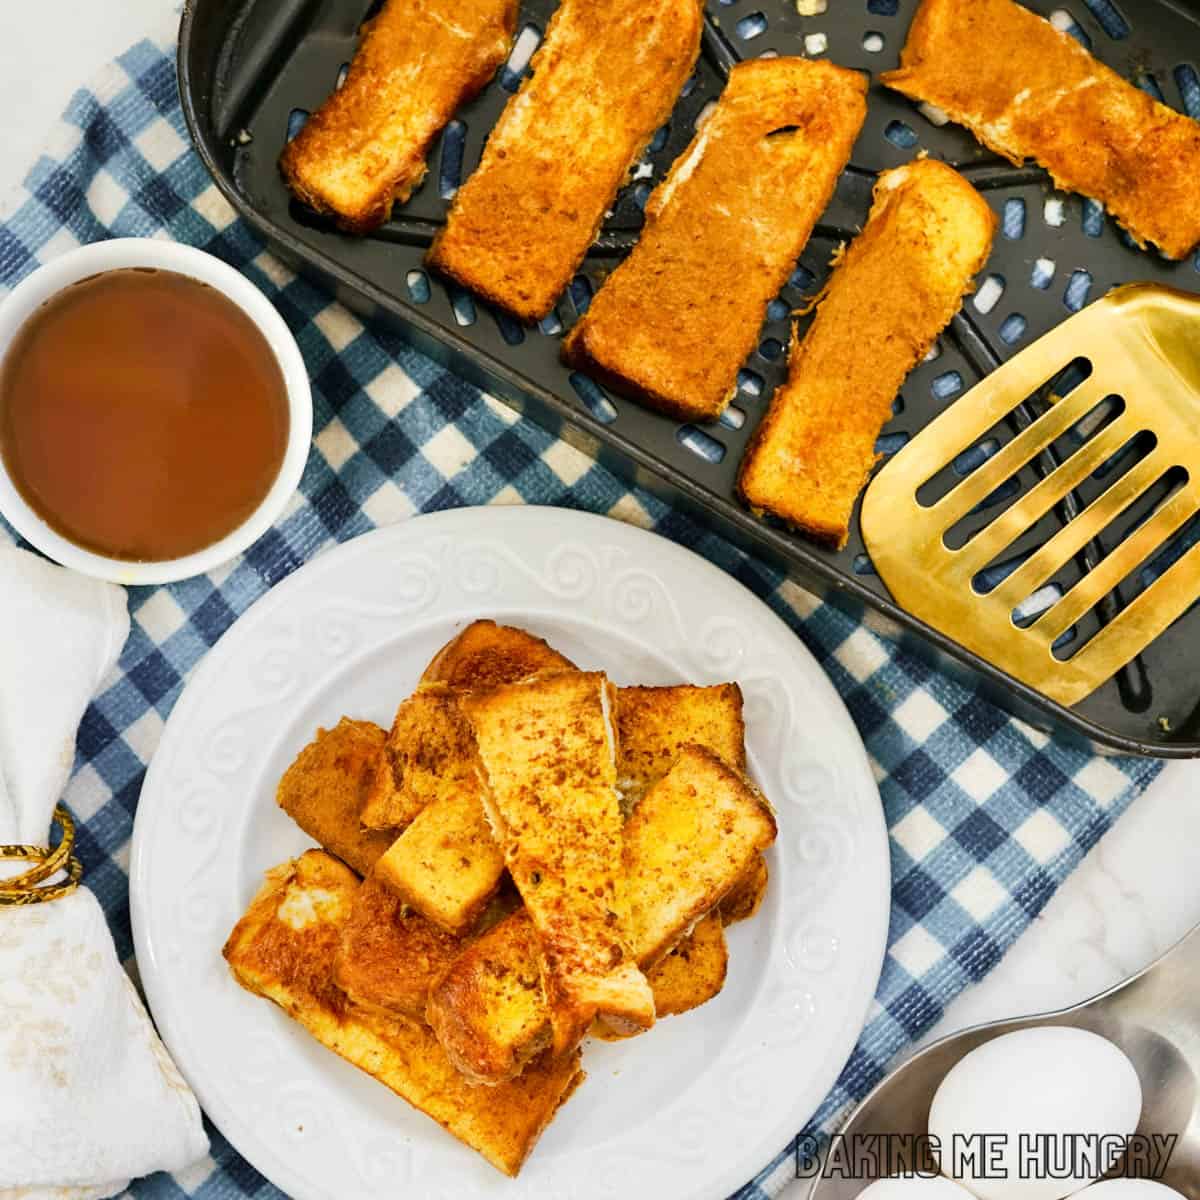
[0,25,1164,1200]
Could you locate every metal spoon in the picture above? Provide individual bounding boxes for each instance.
[808,921,1200,1200]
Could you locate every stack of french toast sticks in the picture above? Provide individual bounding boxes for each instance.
[224,620,778,1175]
[281,0,1200,551]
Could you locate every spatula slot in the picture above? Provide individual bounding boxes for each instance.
[953,438,1001,477]
[1045,358,1093,401]
[967,477,1023,520]
[974,547,1036,595]
[1139,506,1200,595]
[1040,467,1194,654]
[1092,429,1156,481]
[1014,583,1064,627]
[1036,392,1124,471]
[1066,393,1122,444]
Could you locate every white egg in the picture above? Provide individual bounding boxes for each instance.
[1072,1183,1186,1200]
[858,1178,978,1200]
[928,1027,1142,1200]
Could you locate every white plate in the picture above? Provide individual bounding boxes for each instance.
[131,506,889,1200]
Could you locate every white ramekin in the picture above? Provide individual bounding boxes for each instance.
[0,238,312,585]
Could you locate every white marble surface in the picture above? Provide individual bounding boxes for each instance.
[3,0,1200,1123]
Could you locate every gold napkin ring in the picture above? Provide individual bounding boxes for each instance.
[0,806,83,905]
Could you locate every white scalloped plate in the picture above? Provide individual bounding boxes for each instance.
[131,506,888,1200]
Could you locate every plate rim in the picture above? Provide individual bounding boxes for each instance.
[130,505,890,1200]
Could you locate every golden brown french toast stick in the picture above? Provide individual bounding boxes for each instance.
[644,912,727,1018]
[224,851,583,1177]
[421,619,575,689]
[426,0,703,321]
[616,682,764,932]
[738,159,996,548]
[463,671,654,1048]
[279,0,518,234]
[623,745,776,967]
[426,910,552,1085]
[882,0,1200,259]
[359,685,474,833]
[332,867,465,1021]
[275,718,396,877]
[563,58,867,422]
[616,683,745,807]
[374,778,506,936]
[721,850,769,925]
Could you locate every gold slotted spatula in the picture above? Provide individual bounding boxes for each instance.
[861,283,1200,708]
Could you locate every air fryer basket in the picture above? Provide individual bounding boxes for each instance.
[179,0,1200,756]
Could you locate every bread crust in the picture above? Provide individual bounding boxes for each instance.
[738,159,996,547]
[427,0,703,320]
[279,0,518,234]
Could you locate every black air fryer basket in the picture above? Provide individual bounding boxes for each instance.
[178,0,1200,757]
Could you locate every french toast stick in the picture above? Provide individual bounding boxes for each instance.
[882,0,1200,260]
[644,912,727,1018]
[623,745,776,967]
[426,0,703,321]
[421,620,575,690]
[462,671,655,1049]
[279,0,518,234]
[374,778,506,935]
[616,683,746,808]
[427,745,777,1080]
[332,867,466,1021]
[738,159,996,548]
[224,851,583,1177]
[563,59,867,422]
[426,910,552,1085]
[276,718,396,877]
[616,683,765,928]
[360,686,474,832]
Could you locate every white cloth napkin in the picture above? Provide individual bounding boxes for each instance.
[0,547,209,1199]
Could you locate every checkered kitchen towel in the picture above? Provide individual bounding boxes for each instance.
[0,24,1165,1200]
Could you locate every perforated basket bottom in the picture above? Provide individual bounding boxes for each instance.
[182,0,1200,753]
